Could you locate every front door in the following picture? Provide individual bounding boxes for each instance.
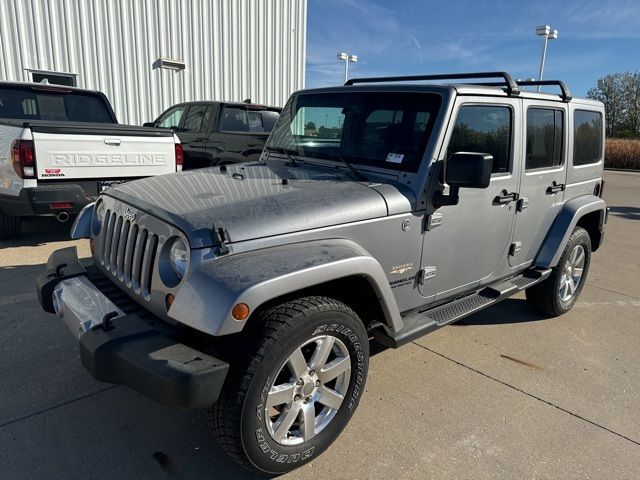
[419,98,522,302]
[509,101,568,267]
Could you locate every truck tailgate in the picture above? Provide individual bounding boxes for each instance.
[32,127,176,180]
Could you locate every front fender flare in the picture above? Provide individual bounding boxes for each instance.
[168,239,402,336]
[534,195,606,268]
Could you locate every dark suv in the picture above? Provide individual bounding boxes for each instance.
[145,100,281,169]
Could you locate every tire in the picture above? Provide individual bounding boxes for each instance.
[0,208,21,240]
[209,296,369,475]
[526,226,591,317]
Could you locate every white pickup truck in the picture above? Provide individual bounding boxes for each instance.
[0,81,183,239]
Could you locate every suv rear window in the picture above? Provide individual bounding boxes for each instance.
[267,91,442,172]
[573,110,603,166]
[0,86,113,122]
[220,107,280,133]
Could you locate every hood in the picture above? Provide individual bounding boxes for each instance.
[106,162,406,248]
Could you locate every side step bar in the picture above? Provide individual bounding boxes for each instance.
[373,268,551,348]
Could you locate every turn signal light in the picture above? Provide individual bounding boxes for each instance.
[231,303,250,321]
[11,139,36,179]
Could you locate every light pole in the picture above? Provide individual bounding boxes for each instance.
[337,52,358,83]
[535,25,558,92]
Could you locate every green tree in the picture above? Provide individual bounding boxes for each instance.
[587,71,640,138]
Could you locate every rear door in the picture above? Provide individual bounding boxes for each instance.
[509,100,568,267]
[175,104,212,169]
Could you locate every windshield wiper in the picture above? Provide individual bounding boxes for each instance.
[327,153,368,182]
[265,146,299,167]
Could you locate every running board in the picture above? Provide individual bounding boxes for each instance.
[373,268,551,348]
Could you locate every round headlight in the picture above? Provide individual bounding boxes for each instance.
[93,200,106,235]
[169,238,189,278]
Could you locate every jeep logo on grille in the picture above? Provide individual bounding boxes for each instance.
[123,208,136,221]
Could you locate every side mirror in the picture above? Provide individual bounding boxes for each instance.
[143,122,155,127]
[433,152,493,207]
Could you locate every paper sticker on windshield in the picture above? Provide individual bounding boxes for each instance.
[386,153,404,163]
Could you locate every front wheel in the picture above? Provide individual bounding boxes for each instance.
[526,226,591,316]
[209,296,369,475]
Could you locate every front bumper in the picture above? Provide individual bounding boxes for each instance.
[36,246,229,409]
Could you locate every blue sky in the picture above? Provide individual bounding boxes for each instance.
[305,0,640,97]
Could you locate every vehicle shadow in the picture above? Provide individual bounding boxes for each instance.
[0,216,72,248]
[454,298,548,326]
[609,206,640,221]
[0,262,269,480]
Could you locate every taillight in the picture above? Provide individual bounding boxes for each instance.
[11,140,36,179]
[175,143,184,172]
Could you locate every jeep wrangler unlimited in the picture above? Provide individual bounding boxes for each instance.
[37,72,607,475]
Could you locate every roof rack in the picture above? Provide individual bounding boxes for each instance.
[344,72,573,102]
[516,80,572,102]
[344,71,521,96]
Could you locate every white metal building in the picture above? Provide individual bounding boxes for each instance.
[0,0,307,124]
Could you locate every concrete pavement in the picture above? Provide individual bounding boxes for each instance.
[1,170,638,479]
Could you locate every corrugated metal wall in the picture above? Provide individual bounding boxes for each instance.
[0,0,306,124]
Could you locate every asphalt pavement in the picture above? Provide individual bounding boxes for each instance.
[0,170,638,479]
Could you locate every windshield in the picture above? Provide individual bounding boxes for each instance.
[267,91,442,172]
[0,86,114,122]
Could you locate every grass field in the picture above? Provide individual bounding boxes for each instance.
[605,138,640,169]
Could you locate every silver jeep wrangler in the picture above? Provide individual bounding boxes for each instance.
[37,72,607,475]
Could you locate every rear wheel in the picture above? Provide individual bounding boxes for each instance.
[209,296,369,475]
[0,208,21,240]
[526,226,591,316]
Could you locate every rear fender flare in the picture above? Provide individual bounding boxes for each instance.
[534,195,606,268]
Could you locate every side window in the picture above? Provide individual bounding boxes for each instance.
[526,108,564,170]
[156,106,186,129]
[448,105,512,174]
[261,110,280,132]
[182,105,208,132]
[574,110,603,166]
[220,107,249,132]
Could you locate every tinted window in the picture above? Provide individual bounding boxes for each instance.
[261,110,280,132]
[526,108,563,170]
[267,92,441,172]
[220,107,280,133]
[574,110,603,166]
[156,106,186,129]
[448,105,512,174]
[0,86,113,122]
[182,105,208,132]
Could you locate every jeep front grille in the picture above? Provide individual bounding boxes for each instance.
[99,209,158,298]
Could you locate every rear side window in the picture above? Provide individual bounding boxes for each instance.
[448,105,512,174]
[573,110,603,166]
[0,86,113,122]
[221,107,280,133]
[182,105,209,132]
[526,108,564,170]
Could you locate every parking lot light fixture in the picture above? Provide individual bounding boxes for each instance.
[337,52,358,83]
[535,25,559,92]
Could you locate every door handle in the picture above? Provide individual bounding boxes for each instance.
[494,190,519,205]
[546,182,565,194]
